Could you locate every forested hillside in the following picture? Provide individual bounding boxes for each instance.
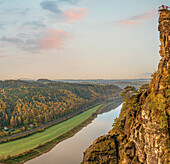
[0,80,121,132]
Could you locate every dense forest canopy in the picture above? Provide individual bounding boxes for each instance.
[0,80,122,131]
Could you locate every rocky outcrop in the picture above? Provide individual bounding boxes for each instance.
[83,9,169,164]
[83,135,118,164]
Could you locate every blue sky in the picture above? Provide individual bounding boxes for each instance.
[0,0,169,80]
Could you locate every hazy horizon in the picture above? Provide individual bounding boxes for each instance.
[0,0,169,80]
[0,77,150,81]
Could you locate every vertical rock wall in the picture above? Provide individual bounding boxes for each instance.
[83,9,169,164]
[151,10,170,94]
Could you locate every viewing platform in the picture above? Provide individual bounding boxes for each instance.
[159,5,170,12]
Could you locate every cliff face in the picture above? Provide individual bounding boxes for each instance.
[83,9,169,164]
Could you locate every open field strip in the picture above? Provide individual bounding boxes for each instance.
[0,104,102,157]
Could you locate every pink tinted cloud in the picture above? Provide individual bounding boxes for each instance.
[0,49,4,53]
[0,51,5,57]
[130,9,157,20]
[0,50,5,57]
[115,20,140,27]
[64,8,88,21]
[115,9,157,27]
[1,30,72,52]
[40,29,71,50]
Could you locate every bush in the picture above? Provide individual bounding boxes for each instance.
[6,154,11,159]
[0,155,5,161]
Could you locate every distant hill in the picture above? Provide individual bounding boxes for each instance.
[56,79,150,89]
[37,79,54,83]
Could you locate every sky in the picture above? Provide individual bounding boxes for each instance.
[0,0,169,80]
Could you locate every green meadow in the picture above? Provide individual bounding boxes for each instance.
[0,104,102,157]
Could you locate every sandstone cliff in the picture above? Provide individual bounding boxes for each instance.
[83,9,169,164]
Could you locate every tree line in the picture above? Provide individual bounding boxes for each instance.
[0,80,122,131]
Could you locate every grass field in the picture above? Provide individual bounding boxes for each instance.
[0,104,102,157]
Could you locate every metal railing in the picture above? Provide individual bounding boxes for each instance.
[159,5,170,10]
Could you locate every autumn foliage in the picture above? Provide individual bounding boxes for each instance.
[0,80,121,130]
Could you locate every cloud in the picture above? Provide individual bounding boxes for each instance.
[1,36,40,51]
[40,1,62,14]
[0,0,8,4]
[1,36,23,45]
[20,8,30,15]
[40,29,71,49]
[64,8,88,21]
[0,23,4,30]
[57,0,80,4]
[115,20,140,27]
[114,9,157,27]
[0,50,5,58]
[0,21,19,31]
[40,1,87,22]
[1,29,71,52]
[0,49,4,53]
[0,8,30,16]
[141,72,152,76]
[23,21,46,28]
[130,9,157,21]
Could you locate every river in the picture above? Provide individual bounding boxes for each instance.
[26,104,122,164]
